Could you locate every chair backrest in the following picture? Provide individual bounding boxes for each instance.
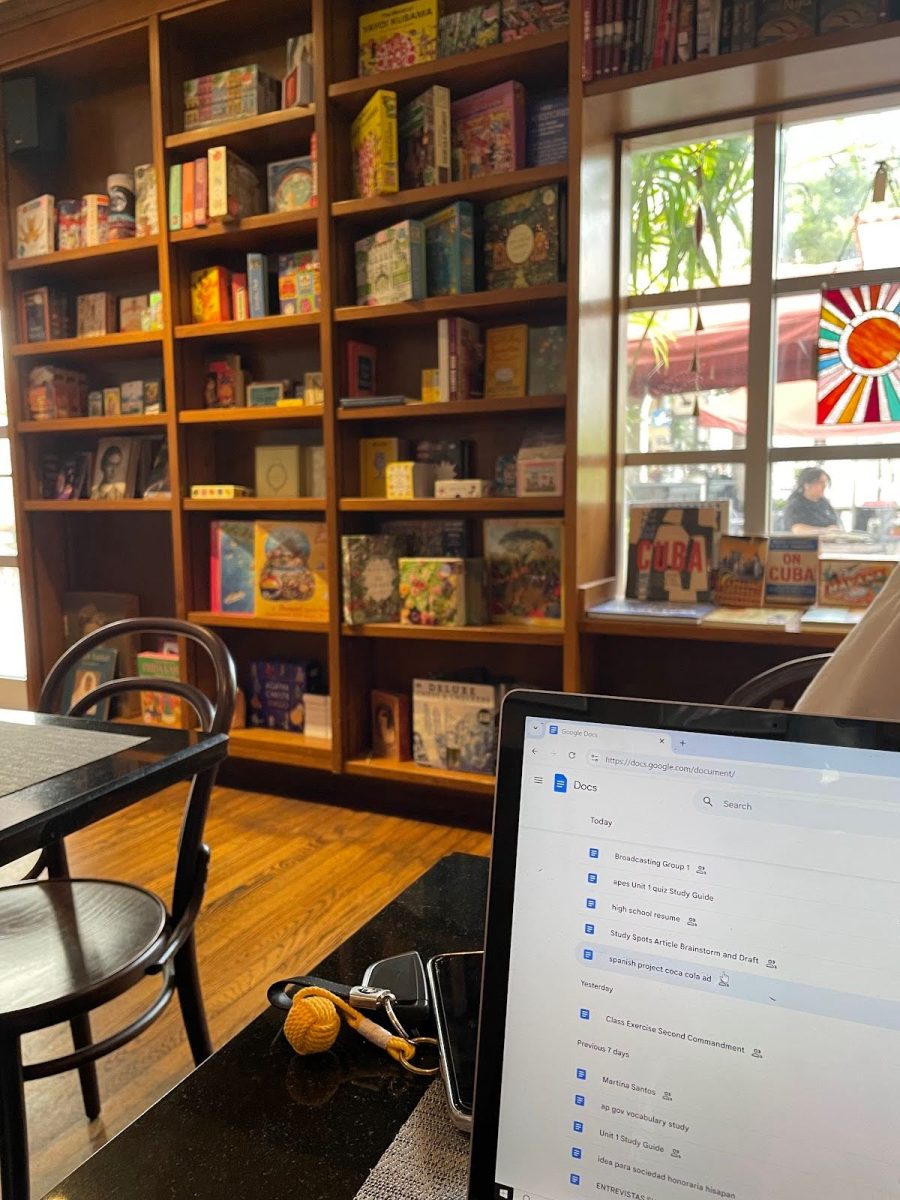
[724,653,831,710]
[39,618,236,923]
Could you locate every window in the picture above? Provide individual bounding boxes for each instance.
[0,333,26,683]
[620,102,900,545]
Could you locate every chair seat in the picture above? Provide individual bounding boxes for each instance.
[0,879,167,1024]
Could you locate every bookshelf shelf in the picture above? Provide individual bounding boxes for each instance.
[183,497,327,512]
[337,395,566,422]
[344,755,495,796]
[170,208,318,252]
[578,618,846,650]
[339,496,564,513]
[342,622,563,646]
[331,164,568,223]
[165,105,317,158]
[23,500,172,512]
[174,313,321,341]
[180,405,324,426]
[328,28,569,109]
[334,284,568,325]
[11,331,164,359]
[187,611,330,634]
[228,727,334,769]
[7,236,160,275]
[19,415,168,435]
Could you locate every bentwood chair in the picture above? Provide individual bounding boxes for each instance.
[0,618,236,1200]
[724,653,831,710]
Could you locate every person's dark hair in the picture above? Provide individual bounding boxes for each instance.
[100,445,122,470]
[789,466,830,499]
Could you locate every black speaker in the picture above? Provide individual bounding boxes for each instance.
[2,76,63,156]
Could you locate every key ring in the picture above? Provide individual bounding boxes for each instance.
[382,994,440,1076]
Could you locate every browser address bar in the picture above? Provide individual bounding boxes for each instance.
[694,789,900,839]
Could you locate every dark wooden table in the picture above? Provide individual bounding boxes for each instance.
[0,709,228,868]
[42,853,488,1200]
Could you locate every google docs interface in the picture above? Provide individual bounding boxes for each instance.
[494,717,900,1200]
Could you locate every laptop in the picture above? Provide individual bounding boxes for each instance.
[468,690,900,1200]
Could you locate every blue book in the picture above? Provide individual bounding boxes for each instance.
[765,536,819,606]
[588,598,714,623]
[246,252,269,318]
[211,520,255,614]
[422,202,474,297]
[249,659,321,732]
[527,92,569,167]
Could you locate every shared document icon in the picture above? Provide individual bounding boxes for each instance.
[554,774,568,793]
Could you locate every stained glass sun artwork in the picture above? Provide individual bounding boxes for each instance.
[816,283,900,425]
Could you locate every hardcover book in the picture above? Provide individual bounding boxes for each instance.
[818,557,897,608]
[348,341,378,396]
[484,518,563,625]
[255,521,329,619]
[136,650,183,727]
[360,436,404,496]
[379,518,469,558]
[352,89,400,199]
[587,598,715,622]
[528,324,567,394]
[358,0,439,75]
[501,0,570,41]
[355,219,427,306]
[204,355,245,407]
[246,253,269,319]
[398,86,451,190]
[277,250,321,315]
[765,535,819,606]
[483,184,561,289]
[702,607,802,630]
[371,690,411,760]
[625,505,721,603]
[422,202,475,296]
[412,677,498,773]
[438,4,500,55]
[450,81,526,180]
[713,535,769,607]
[89,437,138,500]
[255,445,301,498]
[249,660,318,732]
[210,520,255,614]
[437,317,484,401]
[341,534,401,624]
[485,325,528,398]
[800,606,865,631]
[756,0,814,43]
[267,154,317,213]
[191,266,232,323]
[60,646,118,720]
[526,91,569,166]
[16,195,55,258]
[399,557,468,626]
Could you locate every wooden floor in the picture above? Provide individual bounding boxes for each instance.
[11,784,490,1199]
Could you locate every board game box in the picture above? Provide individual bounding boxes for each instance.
[483,518,563,625]
[255,521,329,619]
[422,201,474,296]
[341,533,401,624]
[358,0,439,74]
[355,219,427,306]
[398,85,451,190]
[501,0,569,41]
[483,184,561,289]
[438,3,500,55]
[352,89,399,199]
[451,81,525,180]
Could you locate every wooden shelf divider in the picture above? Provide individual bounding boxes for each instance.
[342,622,563,645]
[19,414,168,435]
[187,611,331,634]
[334,284,568,324]
[337,395,565,421]
[344,755,496,797]
[7,235,160,273]
[183,497,327,512]
[180,405,324,426]
[339,496,565,513]
[12,331,164,358]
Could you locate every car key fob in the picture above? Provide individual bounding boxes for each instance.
[268,951,432,1029]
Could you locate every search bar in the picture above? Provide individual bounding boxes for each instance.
[694,789,900,839]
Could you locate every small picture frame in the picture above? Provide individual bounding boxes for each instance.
[90,437,136,500]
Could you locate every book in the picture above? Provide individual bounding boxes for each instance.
[438,4,500,55]
[413,438,473,479]
[696,0,722,55]
[360,436,404,497]
[713,535,768,607]
[90,437,138,500]
[450,81,526,180]
[211,520,255,614]
[256,445,301,497]
[63,591,139,657]
[379,518,468,558]
[136,650,183,727]
[267,154,317,213]
[16,195,55,258]
[484,518,563,625]
[501,0,570,40]
[347,341,378,396]
[61,646,118,720]
[168,164,182,232]
[412,677,498,773]
[765,535,819,606]
[485,325,529,398]
[587,598,715,622]
[676,0,697,60]
[255,522,329,620]
[756,0,815,43]
[249,660,319,732]
[483,184,561,289]
[50,451,92,500]
[358,0,439,75]
[195,156,208,226]
[277,250,321,315]
[422,202,475,296]
[701,607,802,629]
[528,325,567,394]
[625,505,721,603]
[143,441,171,498]
[341,534,401,624]
[304,445,326,497]
[181,159,195,230]
[143,379,164,414]
[207,146,262,221]
[247,252,269,318]
[191,266,232,323]
[121,380,145,416]
[527,91,569,166]
[371,690,411,760]
[437,317,484,402]
[399,557,472,626]
[340,395,409,409]
[284,34,315,107]
[398,85,451,190]
[817,0,884,32]
[76,292,116,337]
[352,89,399,199]
[82,194,108,247]
[204,355,245,407]
[800,606,865,631]
[818,557,897,608]
[304,694,332,739]
[355,219,427,306]
[231,273,249,320]
[19,287,67,343]
[386,461,435,498]
[119,294,148,334]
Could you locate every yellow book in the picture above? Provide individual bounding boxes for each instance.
[255,521,329,620]
[351,89,399,199]
[485,325,528,399]
[360,437,403,497]
[358,1,438,76]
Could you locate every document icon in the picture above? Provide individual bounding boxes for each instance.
[554,774,568,793]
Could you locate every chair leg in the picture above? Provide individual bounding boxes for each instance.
[69,1014,101,1121]
[0,1034,29,1200]
[174,933,212,1066]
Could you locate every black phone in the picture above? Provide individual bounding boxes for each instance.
[427,950,483,1131]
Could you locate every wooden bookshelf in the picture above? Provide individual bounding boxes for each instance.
[7,236,160,274]
[342,622,564,646]
[174,313,321,341]
[182,497,327,511]
[334,284,568,325]
[339,497,565,513]
[11,331,164,358]
[23,499,173,512]
[165,105,317,158]
[343,755,496,797]
[337,396,566,421]
[169,208,318,251]
[187,611,330,634]
[19,415,168,434]
[228,727,333,769]
[179,405,324,426]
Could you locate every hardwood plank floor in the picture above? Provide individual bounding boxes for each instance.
[11,784,490,1199]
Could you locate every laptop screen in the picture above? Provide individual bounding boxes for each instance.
[487,710,900,1200]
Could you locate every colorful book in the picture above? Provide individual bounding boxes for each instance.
[422,202,474,296]
[625,505,722,603]
[485,325,528,398]
[255,521,329,620]
[379,518,469,558]
[528,325,567,395]
[483,184,561,289]
[713,535,768,607]
[211,520,255,614]
[194,156,208,226]
[136,650,183,727]
[484,518,563,625]
[355,219,427,306]
[347,340,378,396]
[249,660,319,732]
[231,273,249,321]
[412,677,498,773]
[16,195,55,258]
[191,266,231,323]
[134,164,158,237]
[451,81,526,180]
[352,89,399,199]
[371,690,411,760]
[277,250,321,315]
[438,4,500,55]
[399,558,469,626]
[181,158,195,230]
[247,253,269,318]
[204,355,245,407]
[360,436,404,497]
[527,92,569,166]
[267,154,317,212]
[800,606,865,631]
[398,86,451,190]
[818,557,896,608]
[60,646,118,720]
[501,0,570,41]
[765,535,819,606]
[587,598,714,622]
[341,534,401,624]
[358,0,439,75]
[207,146,262,221]
[817,0,884,32]
[702,607,802,629]
[676,0,696,60]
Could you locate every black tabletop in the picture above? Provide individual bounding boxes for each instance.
[44,852,489,1200]
[0,710,228,867]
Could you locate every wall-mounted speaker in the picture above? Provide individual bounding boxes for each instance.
[2,76,63,156]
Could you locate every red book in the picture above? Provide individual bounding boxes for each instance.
[582,0,596,80]
[347,340,377,397]
[652,0,673,66]
[231,273,249,321]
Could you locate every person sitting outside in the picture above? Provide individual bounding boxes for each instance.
[781,467,841,534]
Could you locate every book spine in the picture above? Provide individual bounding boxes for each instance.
[168,164,182,232]
[181,158,195,229]
[665,0,680,61]
[207,146,227,220]
[631,0,647,70]
[437,319,450,404]
[582,0,596,79]
[643,0,659,66]
[210,523,221,610]
[247,252,268,318]
[449,318,459,403]
[194,157,208,226]
[611,0,627,71]
[719,0,733,49]
[598,0,610,75]
[677,0,696,59]
[622,0,635,74]
[434,87,451,183]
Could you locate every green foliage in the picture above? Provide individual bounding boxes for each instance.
[780,153,871,268]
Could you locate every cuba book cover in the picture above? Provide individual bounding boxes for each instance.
[625,505,720,603]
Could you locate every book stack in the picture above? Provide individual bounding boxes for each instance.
[182,64,279,131]
[15,168,158,258]
[190,250,320,323]
[39,436,169,501]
